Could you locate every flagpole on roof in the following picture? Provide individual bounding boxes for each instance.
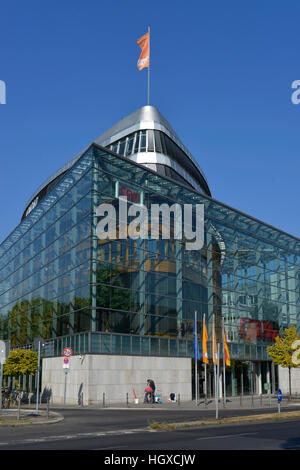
[137,28,151,104]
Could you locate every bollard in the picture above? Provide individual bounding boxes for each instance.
[103,392,105,407]
[178,394,180,406]
[17,395,21,421]
[47,398,50,419]
[81,392,83,407]
[126,392,129,407]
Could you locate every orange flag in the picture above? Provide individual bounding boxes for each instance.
[224,330,231,366]
[137,31,149,70]
[212,316,218,365]
[202,317,208,364]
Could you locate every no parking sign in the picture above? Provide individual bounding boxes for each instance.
[63,357,70,368]
[63,347,71,371]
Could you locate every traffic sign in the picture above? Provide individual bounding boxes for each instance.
[63,347,72,357]
[277,389,282,403]
[63,357,70,368]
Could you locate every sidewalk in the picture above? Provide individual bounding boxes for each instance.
[46,394,300,411]
[1,395,300,427]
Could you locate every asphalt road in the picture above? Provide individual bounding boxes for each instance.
[0,406,300,451]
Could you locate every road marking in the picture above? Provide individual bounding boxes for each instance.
[92,445,129,450]
[25,439,48,443]
[18,428,150,445]
[196,432,258,441]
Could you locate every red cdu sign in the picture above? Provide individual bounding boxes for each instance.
[119,186,140,203]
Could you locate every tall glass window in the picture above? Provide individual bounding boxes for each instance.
[147,130,154,151]
[125,134,134,156]
[140,131,147,152]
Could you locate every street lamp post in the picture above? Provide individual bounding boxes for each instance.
[36,340,41,415]
[34,337,44,415]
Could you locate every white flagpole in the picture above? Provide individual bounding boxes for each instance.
[148,25,150,105]
[222,316,226,407]
[213,314,217,412]
[194,310,198,405]
[216,343,220,419]
[203,313,207,405]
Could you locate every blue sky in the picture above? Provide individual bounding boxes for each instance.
[0,0,300,244]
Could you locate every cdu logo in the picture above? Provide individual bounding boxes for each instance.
[0,80,6,104]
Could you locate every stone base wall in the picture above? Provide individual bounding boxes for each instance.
[278,366,300,395]
[41,354,192,405]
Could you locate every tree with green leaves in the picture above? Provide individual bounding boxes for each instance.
[3,349,38,382]
[267,325,299,400]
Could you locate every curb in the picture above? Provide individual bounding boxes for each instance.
[0,410,64,426]
[148,409,300,431]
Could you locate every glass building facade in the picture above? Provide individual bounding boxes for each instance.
[0,143,300,395]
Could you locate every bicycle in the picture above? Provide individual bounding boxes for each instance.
[1,389,11,409]
[10,389,21,408]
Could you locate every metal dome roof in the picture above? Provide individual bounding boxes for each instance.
[94,105,210,189]
[23,105,211,219]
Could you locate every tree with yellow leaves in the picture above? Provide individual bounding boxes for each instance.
[267,325,299,400]
[3,349,38,382]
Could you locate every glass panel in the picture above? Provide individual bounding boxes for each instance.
[122,335,131,354]
[118,139,126,155]
[141,336,150,355]
[150,337,159,355]
[101,334,111,353]
[160,338,169,356]
[125,135,134,156]
[134,132,140,153]
[154,130,162,153]
[91,332,101,353]
[147,130,154,152]
[140,131,146,152]
[112,334,121,354]
[132,336,140,354]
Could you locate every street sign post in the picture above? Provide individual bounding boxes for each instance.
[277,389,282,415]
[62,349,71,404]
[63,364,70,404]
[33,337,45,415]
